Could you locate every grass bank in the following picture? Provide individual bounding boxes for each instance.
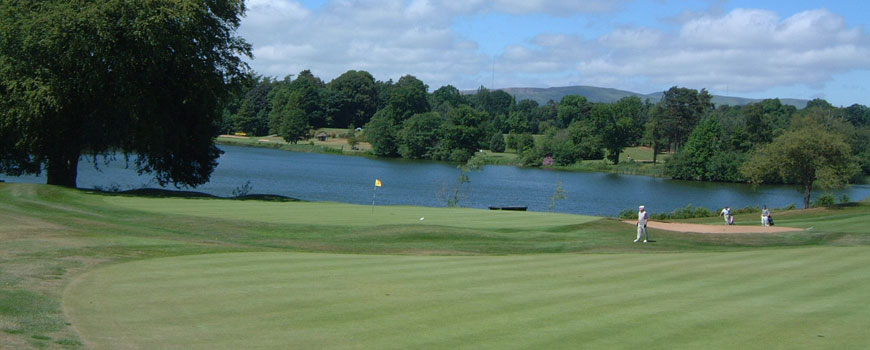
[1,183,868,349]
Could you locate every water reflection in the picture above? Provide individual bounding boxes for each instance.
[3,144,869,216]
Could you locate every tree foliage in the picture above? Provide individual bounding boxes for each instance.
[592,97,646,164]
[434,105,487,162]
[328,70,378,128]
[741,125,858,209]
[0,0,251,187]
[364,109,399,157]
[234,77,274,136]
[557,95,591,127]
[398,112,442,159]
[430,85,465,113]
[657,86,713,151]
[472,87,513,119]
[389,75,430,121]
[666,117,746,181]
[489,133,506,153]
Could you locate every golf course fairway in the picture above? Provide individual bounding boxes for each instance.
[4,184,870,349]
[66,248,869,350]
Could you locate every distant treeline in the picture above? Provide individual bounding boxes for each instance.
[222,69,870,206]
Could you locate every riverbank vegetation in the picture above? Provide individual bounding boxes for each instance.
[2,183,870,349]
[220,70,869,208]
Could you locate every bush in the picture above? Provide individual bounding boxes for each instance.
[619,208,635,219]
[232,180,253,197]
[840,194,851,204]
[447,149,472,163]
[520,149,542,167]
[644,204,721,220]
[515,133,536,154]
[731,205,760,215]
[489,133,506,153]
[814,193,836,207]
[505,132,518,150]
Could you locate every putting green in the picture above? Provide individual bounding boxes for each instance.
[66,248,870,349]
[102,196,598,230]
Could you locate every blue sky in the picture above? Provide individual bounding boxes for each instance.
[240,0,870,106]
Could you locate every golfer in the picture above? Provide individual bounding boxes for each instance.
[635,205,649,243]
[761,205,770,226]
[720,207,733,225]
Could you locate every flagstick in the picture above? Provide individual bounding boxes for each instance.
[371,184,377,213]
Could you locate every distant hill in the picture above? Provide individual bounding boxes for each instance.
[465,86,808,109]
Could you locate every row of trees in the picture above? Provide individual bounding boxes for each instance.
[668,99,868,208]
[222,69,385,139]
[222,69,655,164]
[223,68,869,208]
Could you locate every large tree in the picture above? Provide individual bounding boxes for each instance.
[234,77,274,136]
[364,109,400,157]
[556,95,591,128]
[328,70,378,128]
[591,96,646,164]
[472,86,513,119]
[436,105,487,162]
[657,86,714,152]
[741,126,858,209]
[430,85,465,113]
[0,0,251,188]
[397,112,442,159]
[388,75,430,121]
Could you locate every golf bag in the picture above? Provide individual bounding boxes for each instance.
[768,216,774,226]
[728,216,735,225]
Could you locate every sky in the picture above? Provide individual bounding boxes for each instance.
[238,0,870,106]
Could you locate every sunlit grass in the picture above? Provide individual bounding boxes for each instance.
[2,183,869,349]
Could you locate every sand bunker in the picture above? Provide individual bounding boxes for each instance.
[624,220,804,234]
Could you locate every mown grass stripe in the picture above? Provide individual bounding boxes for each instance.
[65,248,870,349]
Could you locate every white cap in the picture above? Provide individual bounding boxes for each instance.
[639,205,645,210]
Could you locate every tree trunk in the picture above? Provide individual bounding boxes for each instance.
[46,152,80,188]
[803,182,812,209]
[652,142,658,164]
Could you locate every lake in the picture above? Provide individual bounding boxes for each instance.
[3,144,869,216]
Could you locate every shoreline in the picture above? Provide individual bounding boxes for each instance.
[215,135,671,178]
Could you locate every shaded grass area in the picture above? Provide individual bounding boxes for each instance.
[1,183,869,349]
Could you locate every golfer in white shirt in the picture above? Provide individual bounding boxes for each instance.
[635,205,649,243]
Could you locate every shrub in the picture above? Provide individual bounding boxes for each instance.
[447,149,472,163]
[515,133,536,154]
[840,194,851,204]
[618,208,635,219]
[731,205,760,215]
[232,180,253,197]
[489,133,506,153]
[814,193,836,207]
[520,149,542,167]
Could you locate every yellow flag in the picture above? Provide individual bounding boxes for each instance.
[375,179,382,187]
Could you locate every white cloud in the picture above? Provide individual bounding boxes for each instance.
[575,8,870,93]
[599,28,663,49]
[239,2,870,98]
[438,0,627,16]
